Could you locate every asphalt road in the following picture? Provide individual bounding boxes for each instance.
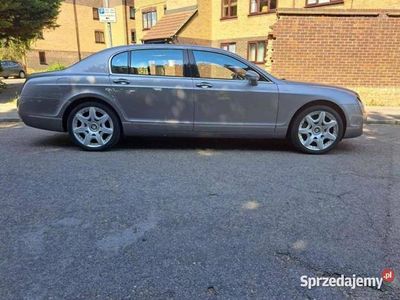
[0,123,399,299]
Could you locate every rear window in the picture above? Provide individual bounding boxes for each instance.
[111,52,129,74]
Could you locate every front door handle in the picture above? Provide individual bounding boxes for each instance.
[196,82,213,89]
[113,78,130,85]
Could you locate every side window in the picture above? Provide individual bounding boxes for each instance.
[130,49,184,77]
[111,52,129,74]
[193,51,253,80]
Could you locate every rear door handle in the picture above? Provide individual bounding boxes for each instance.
[196,82,213,89]
[113,78,130,85]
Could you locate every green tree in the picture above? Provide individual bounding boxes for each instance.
[0,0,61,90]
[0,0,62,45]
[0,40,30,61]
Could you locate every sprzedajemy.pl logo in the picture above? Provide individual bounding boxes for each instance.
[300,269,395,290]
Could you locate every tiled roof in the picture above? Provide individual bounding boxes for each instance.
[142,10,197,41]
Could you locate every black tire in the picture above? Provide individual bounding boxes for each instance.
[289,105,344,154]
[3,76,8,79]
[18,71,26,79]
[67,102,121,151]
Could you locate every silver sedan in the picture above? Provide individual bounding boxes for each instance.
[18,45,365,154]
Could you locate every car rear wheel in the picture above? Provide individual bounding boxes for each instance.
[289,105,344,154]
[19,71,26,79]
[67,102,121,151]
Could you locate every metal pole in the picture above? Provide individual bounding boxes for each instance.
[73,0,82,60]
[104,0,113,47]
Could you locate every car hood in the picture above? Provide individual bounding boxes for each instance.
[278,79,359,97]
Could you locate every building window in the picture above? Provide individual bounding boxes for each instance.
[305,0,344,7]
[129,6,135,19]
[39,51,47,65]
[221,42,236,54]
[250,0,277,14]
[248,41,266,63]
[142,9,157,30]
[221,0,237,19]
[95,30,105,44]
[93,8,99,20]
[131,30,136,44]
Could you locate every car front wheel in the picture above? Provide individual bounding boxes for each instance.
[19,71,26,79]
[67,102,121,151]
[289,105,344,154]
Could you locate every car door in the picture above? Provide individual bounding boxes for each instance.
[110,49,194,134]
[190,50,279,136]
[9,61,20,76]
[1,61,10,77]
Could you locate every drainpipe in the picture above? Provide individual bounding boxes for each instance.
[124,0,129,44]
[72,0,82,60]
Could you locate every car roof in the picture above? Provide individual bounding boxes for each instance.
[67,44,247,74]
[107,44,234,53]
[63,43,278,83]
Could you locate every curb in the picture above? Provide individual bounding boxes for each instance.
[366,119,400,125]
[0,117,21,123]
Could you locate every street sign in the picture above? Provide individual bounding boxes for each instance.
[99,7,116,23]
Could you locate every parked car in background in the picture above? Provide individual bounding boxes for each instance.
[0,60,26,79]
[17,45,366,154]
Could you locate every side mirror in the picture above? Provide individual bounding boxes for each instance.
[245,70,260,86]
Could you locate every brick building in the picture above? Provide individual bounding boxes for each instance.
[268,2,400,105]
[25,0,400,104]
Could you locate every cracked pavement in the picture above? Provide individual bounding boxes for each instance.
[0,123,399,299]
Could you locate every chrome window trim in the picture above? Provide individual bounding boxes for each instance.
[109,48,188,79]
[108,47,276,84]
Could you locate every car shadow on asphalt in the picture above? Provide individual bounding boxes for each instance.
[119,136,294,152]
[32,133,296,153]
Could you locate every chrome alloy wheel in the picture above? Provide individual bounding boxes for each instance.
[298,110,339,151]
[72,107,114,148]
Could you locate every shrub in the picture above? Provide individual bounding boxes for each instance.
[46,63,66,72]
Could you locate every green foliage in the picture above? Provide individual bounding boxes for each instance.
[47,63,66,72]
[0,40,30,61]
[0,0,62,45]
